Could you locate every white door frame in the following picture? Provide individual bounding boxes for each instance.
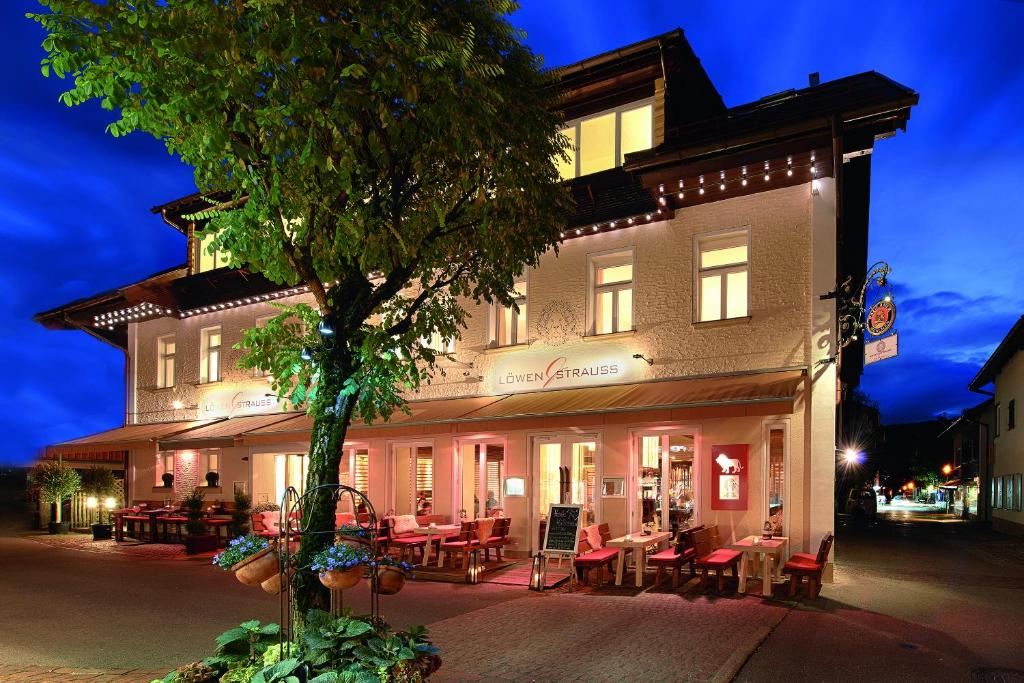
[450,435,509,521]
[628,426,701,533]
[386,439,434,515]
[762,418,791,537]
[528,431,602,555]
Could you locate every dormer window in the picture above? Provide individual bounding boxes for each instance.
[196,229,230,273]
[557,100,653,180]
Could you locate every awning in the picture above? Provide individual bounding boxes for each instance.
[45,419,220,458]
[242,369,803,445]
[158,413,302,450]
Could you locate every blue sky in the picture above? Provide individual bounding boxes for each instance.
[2,1,1022,465]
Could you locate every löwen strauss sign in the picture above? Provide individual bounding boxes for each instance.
[486,345,641,394]
[199,388,281,418]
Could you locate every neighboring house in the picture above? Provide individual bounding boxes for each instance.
[939,399,995,520]
[35,30,917,570]
[969,316,1024,533]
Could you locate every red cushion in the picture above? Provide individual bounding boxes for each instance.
[784,557,823,573]
[390,535,429,545]
[790,552,817,563]
[649,547,696,564]
[440,540,478,549]
[575,547,619,565]
[696,549,742,568]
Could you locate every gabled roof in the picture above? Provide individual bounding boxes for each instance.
[969,315,1024,391]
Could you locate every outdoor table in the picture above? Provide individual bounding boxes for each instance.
[607,531,673,587]
[410,524,459,567]
[729,535,790,595]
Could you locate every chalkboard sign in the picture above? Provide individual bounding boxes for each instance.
[542,504,583,555]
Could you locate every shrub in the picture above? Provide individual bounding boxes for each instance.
[231,489,252,537]
[30,461,81,524]
[212,534,270,570]
[251,501,281,515]
[182,486,207,536]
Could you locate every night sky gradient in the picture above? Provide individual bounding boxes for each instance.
[2,1,1022,465]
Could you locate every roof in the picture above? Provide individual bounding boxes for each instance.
[243,369,803,445]
[969,315,1024,391]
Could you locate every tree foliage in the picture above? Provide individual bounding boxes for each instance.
[31,0,571,612]
[31,461,81,504]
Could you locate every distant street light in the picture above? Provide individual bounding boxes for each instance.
[842,448,862,465]
[942,464,953,476]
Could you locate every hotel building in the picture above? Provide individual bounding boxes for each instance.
[37,31,917,571]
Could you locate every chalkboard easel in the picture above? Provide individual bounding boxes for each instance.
[533,503,584,591]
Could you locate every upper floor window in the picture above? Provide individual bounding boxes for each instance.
[200,326,222,384]
[157,334,175,388]
[421,332,454,356]
[253,315,275,377]
[196,230,231,273]
[590,250,634,335]
[1010,399,1016,430]
[492,281,528,347]
[558,100,653,180]
[696,230,749,322]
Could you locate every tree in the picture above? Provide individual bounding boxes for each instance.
[31,461,81,525]
[31,0,571,616]
[80,466,120,499]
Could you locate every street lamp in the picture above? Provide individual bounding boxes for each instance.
[86,496,97,524]
[942,464,953,476]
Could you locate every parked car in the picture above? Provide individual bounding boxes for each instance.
[845,487,878,518]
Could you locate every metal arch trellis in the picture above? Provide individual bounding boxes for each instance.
[276,483,382,657]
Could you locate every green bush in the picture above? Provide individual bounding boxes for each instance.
[183,486,207,536]
[30,461,81,523]
[231,489,252,537]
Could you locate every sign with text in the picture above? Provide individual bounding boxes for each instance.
[865,299,896,337]
[710,444,749,511]
[865,333,898,365]
[199,388,281,419]
[542,503,584,555]
[486,345,640,394]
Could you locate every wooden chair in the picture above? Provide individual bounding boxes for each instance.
[648,525,704,588]
[483,518,510,562]
[694,525,743,592]
[438,521,479,570]
[784,533,834,599]
[388,517,430,563]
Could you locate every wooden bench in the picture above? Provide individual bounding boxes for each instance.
[482,518,511,562]
[438,521,479,569]
[784,533,834,599]
[648,525,704,588]
[694,525,743,592]
[574,523,618,586]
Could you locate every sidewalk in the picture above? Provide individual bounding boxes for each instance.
[0,665,166,682]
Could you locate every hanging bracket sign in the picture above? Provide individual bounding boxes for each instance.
[865,333,898,365]
[865,299,896,337]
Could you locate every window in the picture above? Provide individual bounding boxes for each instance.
[1009,400,1016,430]
[590,251,634,335]
[767,427,786,535]
[492,281,527,347]
[696,230,749,322]
[157,452,174,486]
[157,334,175,388]
[558,101,653,180]
[196,230,231,273]
[199,449,220,481]
[253,316,275,377]
[275,453,308,504]
[421,332,454,355]
[393,444,433,516]
[200,326,222,383]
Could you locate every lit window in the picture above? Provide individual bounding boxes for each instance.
[199,449,220,482]
[157,334,175,388]
[157,452,174,486]
[200,326,222,383]
[557,101,653,179]
[421,332,454,355]
[196,230,231,273]
[253,315,274,377]
[697,231,749,322]
[590,251,634,335]
[492,281,527,347]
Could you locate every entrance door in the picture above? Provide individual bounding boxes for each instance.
[635,432,696,534]
[533,435,598,551]
[391,442,434,516]
[454,440,506,520]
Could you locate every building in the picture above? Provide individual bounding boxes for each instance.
[36,30,917,572]
[938,399,994,520]
[969,316,1024,533]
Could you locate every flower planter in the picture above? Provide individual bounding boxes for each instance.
[376,566,406,595]
[260,567,295,595]
[232,545,279,586]
[47,521,70,535]
[91,523,113,541]
[319,565,363,590]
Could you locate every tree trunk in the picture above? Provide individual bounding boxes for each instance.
[290,355,358,628]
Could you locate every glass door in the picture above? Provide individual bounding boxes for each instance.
[636,432,696,534]
[534,435,598,549]
[392,443,434,516]
[455,440,506,520]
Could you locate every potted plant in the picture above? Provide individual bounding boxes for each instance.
[312,544,371,590]
[373,556,413,595]
[31,461,81,534]
[213,534,281,586]
[205,470,220,488]
[230,490,252,537]
[182,487,218,555]
[336,522,371,549]
[161,472,174,488]
[80,467,119,540]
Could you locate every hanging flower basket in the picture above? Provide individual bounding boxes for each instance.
[232,545,279,587]
[336,523,372,550]
[376,566,407,595]
[312,544,371,590]
[260,567,295,595]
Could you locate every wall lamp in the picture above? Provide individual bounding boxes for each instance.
[632,353,654,366]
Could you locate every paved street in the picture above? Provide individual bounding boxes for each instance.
[1,513,1023,682]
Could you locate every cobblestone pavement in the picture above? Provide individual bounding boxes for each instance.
[23,532,215,561]
[0,665,166,682]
